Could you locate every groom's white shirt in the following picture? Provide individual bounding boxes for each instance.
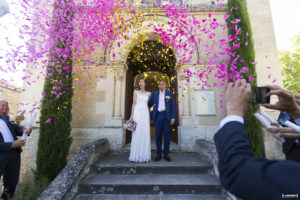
[0,119,14,142]
[158,90,166,112]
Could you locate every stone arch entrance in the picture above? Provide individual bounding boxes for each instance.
[105,14,200,64]
[125,40,179,145]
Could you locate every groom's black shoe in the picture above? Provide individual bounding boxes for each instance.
[164,155,172,162]
[154,155,162,161]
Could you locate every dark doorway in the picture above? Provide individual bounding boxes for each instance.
[125,40,179,145]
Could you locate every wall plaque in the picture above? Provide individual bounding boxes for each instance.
[194,89,216,115]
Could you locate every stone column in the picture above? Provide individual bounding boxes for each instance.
[188,80,195,116]
[113,68,124,118]
[181,75,190,117]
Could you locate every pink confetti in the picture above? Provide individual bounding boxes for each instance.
[1,0,257,112]
[63,66,70,73]
[249,75,253,83]
[224,14,230,20]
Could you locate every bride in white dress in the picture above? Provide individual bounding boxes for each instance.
[129,79,151,162]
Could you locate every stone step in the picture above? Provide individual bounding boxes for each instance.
[92,152,213,174]
[78,174,222,195]
[124,141,181,152]
[92,165,212,175]
[74,194,227,200]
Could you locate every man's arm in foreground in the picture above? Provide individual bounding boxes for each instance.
[214,80,300,200]
[214,120,300,200]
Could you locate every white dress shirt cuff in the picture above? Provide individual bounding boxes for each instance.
[295,118,300,126]
[219,115,244,129]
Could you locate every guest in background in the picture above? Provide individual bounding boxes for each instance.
[0,100,32,200]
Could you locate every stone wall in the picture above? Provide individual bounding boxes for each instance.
[0,83,22,116]
[70,6,229,152]
[179,125,219,151]
[19,128,39,181]
[69,127,123,158]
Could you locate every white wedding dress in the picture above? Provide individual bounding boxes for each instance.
[129,90,151,162]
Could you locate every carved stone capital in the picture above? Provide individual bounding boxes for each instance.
[114,68,125,81]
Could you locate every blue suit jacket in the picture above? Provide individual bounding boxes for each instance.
[148,90,175,121]
[214,121,300,200]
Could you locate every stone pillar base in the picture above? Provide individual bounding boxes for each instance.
[181,116,199,126]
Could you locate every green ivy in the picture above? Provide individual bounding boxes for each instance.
[36,0,74,181]
[227,0,264,157]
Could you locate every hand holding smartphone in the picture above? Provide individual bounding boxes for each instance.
[249,87,270,104]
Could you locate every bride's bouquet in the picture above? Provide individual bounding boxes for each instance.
[123,120,137,132]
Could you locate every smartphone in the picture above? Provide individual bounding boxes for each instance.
[21,110,26,116]
[249,87,270,104]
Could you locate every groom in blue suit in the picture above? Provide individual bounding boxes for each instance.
[149,79,175,162]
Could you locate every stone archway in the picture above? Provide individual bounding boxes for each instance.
[124,40,179,145]
[105,14,200,65]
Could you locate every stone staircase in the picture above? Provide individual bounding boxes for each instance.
[74,152,227,200]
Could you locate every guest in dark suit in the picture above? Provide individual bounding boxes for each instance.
[0,100,32,200]
[214,80,300,200]
[148,79,175,162]
[267,92,300,161]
